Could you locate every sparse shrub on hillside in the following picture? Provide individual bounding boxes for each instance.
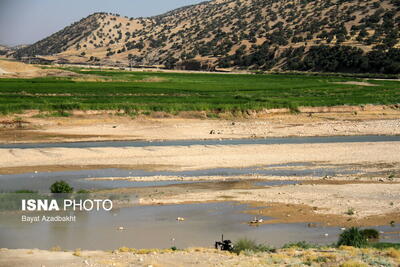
[11,0,400,73]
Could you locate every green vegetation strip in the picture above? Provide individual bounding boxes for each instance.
[0,69,399,115]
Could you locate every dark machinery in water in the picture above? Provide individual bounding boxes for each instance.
[215,234,233,251]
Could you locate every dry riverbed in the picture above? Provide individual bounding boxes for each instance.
[1,109,400,257]
[2,140,398,227]
[0,142,398,171]
[0,107,400,143]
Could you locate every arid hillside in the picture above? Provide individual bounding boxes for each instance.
[0,45,11,57]
[13,0,400,73]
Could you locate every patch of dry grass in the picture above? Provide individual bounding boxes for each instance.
[340,261,368,267]
[50,246,61,252]
[385,247,400,259]
[72,249,82,257]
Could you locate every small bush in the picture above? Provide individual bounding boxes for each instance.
[346,208,355,215]
[118,247,131,253]
[232,238,274,254]
[287,102,300,114]
[52,110,71,117]
[50,181,74,194]
[282,241,317,249]
[385,248,400,259]
[73,249,82,256]
[337,227,368,248]
[50,246,62,252]
[361,229,380,240]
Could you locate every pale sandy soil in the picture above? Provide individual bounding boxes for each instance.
[33,117,400,141]
[1,247,399,267]
[15,115,400,143]
[333,81,378,86]
[1,107,400,144]
[87,173,398,184]
[0,67,9,75]
[139,183,400,219]
[0,60,78,78]
[0,60,38,73]
[0,142,398,170]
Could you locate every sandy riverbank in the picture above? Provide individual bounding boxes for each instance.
[137,182,400,227]
[0,142,398,171]
[87,172,400,227]
[0,108,400,144]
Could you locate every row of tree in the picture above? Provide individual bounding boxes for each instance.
[285,45,400,74]
[215,44,400,74]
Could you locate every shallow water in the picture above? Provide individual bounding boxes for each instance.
[0,135,386,192]
[1,135,399,149]
[254,180,300,187]
[1,202,398,250]
[0,164,355,192]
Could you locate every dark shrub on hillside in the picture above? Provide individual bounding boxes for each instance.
[179,60,202,70]
[302,45,365,72]
[285,45,400,74]
[164,57,179,69]
[367,48,400,74]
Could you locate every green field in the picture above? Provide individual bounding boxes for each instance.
[0,69,399,115]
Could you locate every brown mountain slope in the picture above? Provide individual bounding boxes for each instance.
[0,45,11,57]
[14,0,400,73]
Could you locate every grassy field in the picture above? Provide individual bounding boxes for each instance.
[0,68,399,115]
